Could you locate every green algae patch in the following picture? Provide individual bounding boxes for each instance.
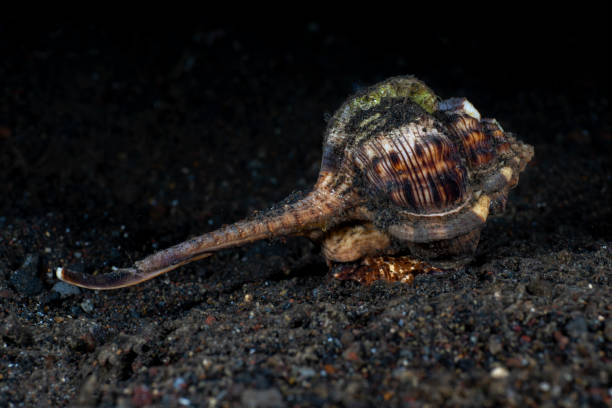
[349,76,438,114]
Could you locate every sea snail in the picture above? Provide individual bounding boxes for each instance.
[57,76,534,289]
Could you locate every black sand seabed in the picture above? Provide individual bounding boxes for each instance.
[0,22,610,407]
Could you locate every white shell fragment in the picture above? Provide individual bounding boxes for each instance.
[439,97,481,121]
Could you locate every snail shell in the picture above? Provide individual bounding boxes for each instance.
[57,76,534,289]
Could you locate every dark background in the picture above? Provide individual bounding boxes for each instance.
[1,18,610,407]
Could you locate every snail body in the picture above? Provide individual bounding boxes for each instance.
[57,76,533,289]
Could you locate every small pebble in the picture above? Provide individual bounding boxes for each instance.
[488,337,503,354]
[490,366,509,379]
[173,377,186,391]
[240,388,285,408]
[565,315,587,338]
[296,367,316,379]
[80,299,94,313]
[392,368,419,385]
[51,281,81,298]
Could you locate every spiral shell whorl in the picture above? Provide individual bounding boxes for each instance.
[319,77,439,181]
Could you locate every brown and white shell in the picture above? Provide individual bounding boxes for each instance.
[57,76,534,289]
